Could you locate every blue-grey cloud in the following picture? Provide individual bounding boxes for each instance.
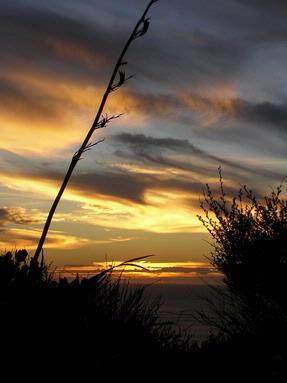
[0,0,255,89]
[113,133,283,182]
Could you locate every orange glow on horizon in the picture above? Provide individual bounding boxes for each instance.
[55,260,221,284]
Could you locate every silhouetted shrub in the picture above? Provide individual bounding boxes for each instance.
[198,171,287,305]
[195,172,287,379]
[0,249,53,288]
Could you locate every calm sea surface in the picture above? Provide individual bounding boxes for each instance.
[139,283,223,342]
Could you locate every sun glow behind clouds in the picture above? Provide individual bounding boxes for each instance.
[0,171,204,234]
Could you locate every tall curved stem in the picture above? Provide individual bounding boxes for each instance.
[33,0,158,263]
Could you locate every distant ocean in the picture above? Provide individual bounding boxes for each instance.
[139,283,222,342]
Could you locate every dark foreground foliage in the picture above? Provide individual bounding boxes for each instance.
[1,249,287,381]
[196,174,287,380]
[0,250,191,382]
[199,174,287,302]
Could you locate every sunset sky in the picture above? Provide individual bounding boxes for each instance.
[1,0,287,283]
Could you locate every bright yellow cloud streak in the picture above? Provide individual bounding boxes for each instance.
[0,227,89,250]
[0,172,204,234]
[114,163,169,176]
[0,108,88,157]
[82,190,204,233]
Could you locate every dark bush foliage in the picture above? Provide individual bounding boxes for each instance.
[195,172,287,380]
[0,250,190,381]
[198,171,287,305]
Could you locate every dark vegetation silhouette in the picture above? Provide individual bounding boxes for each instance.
[0,250,190,381]
[194,170,287,380]
[198,169,287,301]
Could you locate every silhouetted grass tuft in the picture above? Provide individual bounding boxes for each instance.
[0,249,190,381]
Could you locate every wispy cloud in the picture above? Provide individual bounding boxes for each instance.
[113,133,283,182]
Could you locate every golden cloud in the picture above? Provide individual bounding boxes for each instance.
[0,227,89,250]
[0,71,148,155]
[0,171,204,234]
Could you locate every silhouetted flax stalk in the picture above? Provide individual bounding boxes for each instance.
[32,0,158,264]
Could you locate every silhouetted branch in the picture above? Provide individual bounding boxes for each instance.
[110,71,134,92]
[134,18,150,38]
[88,254,154,284]
[94,113,123,130]
[32,1,158,265]
[82,139,105,153]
